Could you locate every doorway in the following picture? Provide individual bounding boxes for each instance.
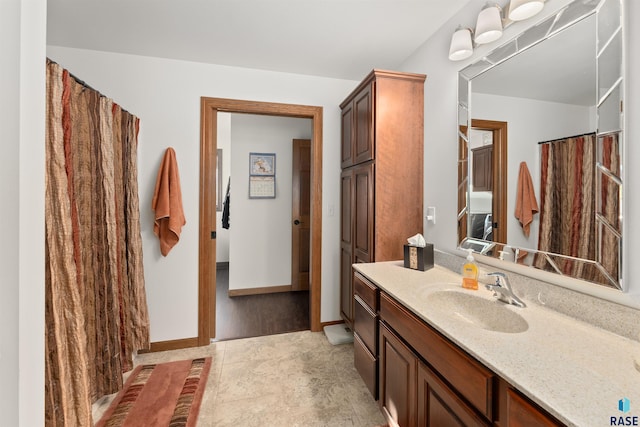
[469,119,508,245]
[198,97,323,346]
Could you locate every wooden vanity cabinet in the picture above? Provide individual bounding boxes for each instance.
[363,285,565,427]
[379,320,489,427]
[340,69,426,327]
[379,292,494,427]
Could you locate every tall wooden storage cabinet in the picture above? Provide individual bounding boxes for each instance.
[340,69,426,327]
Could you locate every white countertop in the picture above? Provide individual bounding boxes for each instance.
[354,261,640,427]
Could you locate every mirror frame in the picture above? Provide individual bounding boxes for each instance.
[457,0,624,290]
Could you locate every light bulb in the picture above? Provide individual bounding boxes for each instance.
[475,4,503,44]
[509,0,544,21]
[449,27,473,61]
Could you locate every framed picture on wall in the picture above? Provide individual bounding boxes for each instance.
[249,152,276,176]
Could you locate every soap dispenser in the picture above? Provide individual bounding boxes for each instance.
[462,249,479,290]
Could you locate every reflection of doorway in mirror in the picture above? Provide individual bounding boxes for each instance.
[468,119,508,245]
[470,129,493,241]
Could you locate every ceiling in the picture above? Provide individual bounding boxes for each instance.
[46,0,470,81]
[472,13,596,106]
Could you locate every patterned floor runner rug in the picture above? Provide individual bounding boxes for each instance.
[96,357,212,427]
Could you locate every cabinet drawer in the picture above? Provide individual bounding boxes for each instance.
[354,332,377,399]
[380,292,495,420]
[354,272,378,311]
[354,295,377,355]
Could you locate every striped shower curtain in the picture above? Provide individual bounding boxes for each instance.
[534,133,619,286]
[45,60,150,426]
[598,133,621,285]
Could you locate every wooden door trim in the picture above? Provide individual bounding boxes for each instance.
[471,119,508,244]
[199,97,323,346]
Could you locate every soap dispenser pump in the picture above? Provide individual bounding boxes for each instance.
[462,249,479,290]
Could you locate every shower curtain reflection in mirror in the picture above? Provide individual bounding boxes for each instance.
[534,132,620,287]
[597,133,621,284]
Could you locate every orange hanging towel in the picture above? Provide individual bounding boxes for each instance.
[514,161,538,237]
[152,147,186,256]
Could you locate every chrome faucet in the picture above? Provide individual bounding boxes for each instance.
[485,272,526,308]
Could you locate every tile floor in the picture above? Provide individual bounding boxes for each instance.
[94,331,386,427]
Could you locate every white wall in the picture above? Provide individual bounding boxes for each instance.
[229,114,312,290]
[1,1,46,426]
[1,4,21,424]
[401,0,640,302]
[1,3,21,425]
[473,92,593,251]
[46,45,358,341]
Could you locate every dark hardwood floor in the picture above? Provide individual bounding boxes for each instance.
[213,264,310,341]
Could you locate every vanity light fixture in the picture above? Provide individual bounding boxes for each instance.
[448,0,546,61]
[508,0,545,21]
[475,3,504,44]
[448,26,474,61]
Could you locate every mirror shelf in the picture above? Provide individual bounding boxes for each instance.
[457,0,624,290]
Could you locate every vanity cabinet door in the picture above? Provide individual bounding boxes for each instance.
[379,322,418,427]
[418,362,490,427]
[353,162,374,264]
[341,101,354,168]
[505,388,563,427]
[340,170,354,324]
[340,246,353,326]
[471,145,493,192]
[353,83,374,165]
[340,164,374,327]
[341,82,373,168]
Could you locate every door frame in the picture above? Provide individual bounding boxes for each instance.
[198,97,323,346]
[470,119,508,244]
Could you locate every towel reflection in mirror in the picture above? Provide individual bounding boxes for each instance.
[514,161,538,237]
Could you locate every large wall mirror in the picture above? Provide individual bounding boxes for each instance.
[457,0,624,289]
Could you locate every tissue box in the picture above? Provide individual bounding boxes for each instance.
[404,244,434,271]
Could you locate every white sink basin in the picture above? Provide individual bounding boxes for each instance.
[426,289,528,334]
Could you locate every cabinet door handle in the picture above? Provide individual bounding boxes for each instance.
[294,219,301,225]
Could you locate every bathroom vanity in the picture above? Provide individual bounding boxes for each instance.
[352,261,640,427]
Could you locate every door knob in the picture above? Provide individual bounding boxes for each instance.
[294,219,300,225]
